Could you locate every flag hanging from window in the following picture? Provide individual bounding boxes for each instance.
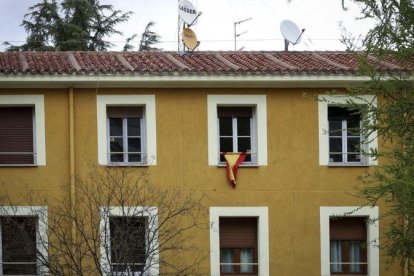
[224,152,246,188]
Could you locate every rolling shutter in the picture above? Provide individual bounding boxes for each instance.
[0,107,34,164]
[219,217,257,248]
[330,217,366,240]
[107,106,143,118]
[217,107,252,118]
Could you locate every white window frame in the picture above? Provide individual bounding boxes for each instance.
[320,206,379,276]
[0,95,46,166]
[209,207,269,276]
[97,95,157,166]
[0,206,48,275]
[99,206,159,276]
[208,95,267,166]
[318,95,378,166]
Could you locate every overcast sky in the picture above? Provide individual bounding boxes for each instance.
[0,0,373,51]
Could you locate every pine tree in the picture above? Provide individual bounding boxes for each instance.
[138,22,162,52]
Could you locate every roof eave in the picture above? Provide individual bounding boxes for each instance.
[0,74,371,89]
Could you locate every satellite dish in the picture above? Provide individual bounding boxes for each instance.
[182,28,199,50]
[280,20,303,44]
[178,0,198,26]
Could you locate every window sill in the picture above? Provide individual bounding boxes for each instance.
[217,163,259,168]
[328,163,370,167]
[0,164,37,167]
[106,163,149,167]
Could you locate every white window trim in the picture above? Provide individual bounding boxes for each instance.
[207,95,267,166]
[99,206,159,276]
[97,95,157,166]
[0,206,48,275]
[320,206,379,276]
[209,207,269,276]
[318,95,378,166]
[0,95,46,166]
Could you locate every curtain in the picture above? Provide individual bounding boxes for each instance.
[221,249,234,273]
[330,241,343,272]
[349,241,362,272]
[240,249,253,273]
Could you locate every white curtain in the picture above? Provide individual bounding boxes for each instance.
[349,241,362,272]
[330,241,343,272]
[240,249,253,273]
[221,249,234,273]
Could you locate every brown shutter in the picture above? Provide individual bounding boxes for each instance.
[217,107,252,118]
[0,107,34,164]
[330,217,366,240]
[219,217,257,248]
[107,106,143,118]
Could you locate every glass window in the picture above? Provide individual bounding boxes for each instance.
[107,106,145,164]
[0,217,37,275]
[219,217,258,275]
[110,217,146,275]
[217,107,255,164]
[328,106,365,164]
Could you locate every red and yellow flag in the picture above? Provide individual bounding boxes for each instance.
[224,152,246,188]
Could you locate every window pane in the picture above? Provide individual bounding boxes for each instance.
[110,217,146,266]
[220,248,234,273]
[329,138,342,153]
[330,240,343,273]
[347,119,361,136]
[128,138,141,153]
[110,154,124,163]
[219,117,233,136]
[329,154,343,163]
[109,118,123,136]
[127,118,141,136]
[348,138,361,153]
[329,120,342,136]
[220,137,233,153]
[349,241,363,273]
[128,154,142,163]
[1,217,37,275]
[240,248,254,273]
[110,138,124,153]
[237,118,251,136]
[238,137,251,153]
[347,154,361,162]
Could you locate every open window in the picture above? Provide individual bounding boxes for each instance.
[218,106,255,164]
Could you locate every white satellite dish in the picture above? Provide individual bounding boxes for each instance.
[280,20,305,51]
[178,0,199,26]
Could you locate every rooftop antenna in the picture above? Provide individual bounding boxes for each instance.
[178,0,201,52]
[280,19,305,51]
[234,17,252,51]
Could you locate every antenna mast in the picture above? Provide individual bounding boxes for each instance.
[234,17,252,51]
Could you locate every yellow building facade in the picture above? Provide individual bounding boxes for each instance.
[0,51,404,275]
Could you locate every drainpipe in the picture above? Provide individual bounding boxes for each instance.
[69,87,76,247]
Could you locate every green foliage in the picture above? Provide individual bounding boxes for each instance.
[342,0,414,272]
[6,0,131,51]
[138,22,162,52]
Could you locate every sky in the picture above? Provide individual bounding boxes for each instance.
[0,0,374,52]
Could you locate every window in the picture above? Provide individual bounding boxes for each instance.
[100,207,159,276]
[210,207,269,276]
[208,95,267,166]
[320,207,379,276]
[109,217,146,275]
[219,218,258,275]
[218,107,255,163]
[318,95,377,166]
[0,206,48,276]
[97,95,157,166]
[107,107,145,164]
[330,217,367,275]
[0,95,46,166]
[0,217,37,275]
[328,106,365,165]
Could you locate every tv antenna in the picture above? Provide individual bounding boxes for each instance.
[234,17,252,51]
[280,20,305,51]
[177,0,202,52]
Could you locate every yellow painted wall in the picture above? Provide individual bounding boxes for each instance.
[0,87,401,275]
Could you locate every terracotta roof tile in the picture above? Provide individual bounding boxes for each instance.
[0,51,411,76]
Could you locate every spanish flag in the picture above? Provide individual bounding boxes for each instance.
[224,152,246,188]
